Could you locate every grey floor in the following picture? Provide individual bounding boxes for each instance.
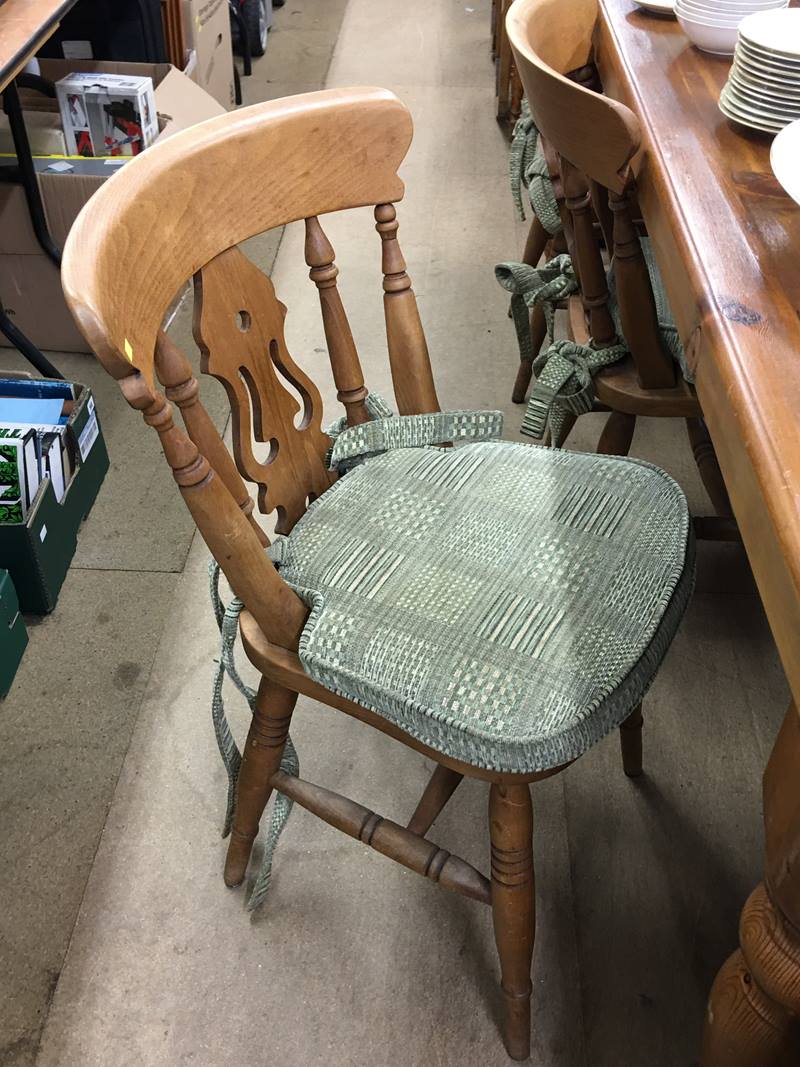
[0,2,789,1065]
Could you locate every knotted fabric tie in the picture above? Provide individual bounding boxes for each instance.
[509,99,562,235]
[523,338,627,447]
[495,254,578,364]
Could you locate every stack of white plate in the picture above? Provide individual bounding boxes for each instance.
[676,0,788,57]
[720,10,800,134]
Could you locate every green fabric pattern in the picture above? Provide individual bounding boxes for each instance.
[495,254,578,362]
[497,238,692,443]
[272,437,694,776]
[208,562,299,912]
[607,236,693,384]
[328,410,504,469]
[509,99,562,235]
[524,338,627,446]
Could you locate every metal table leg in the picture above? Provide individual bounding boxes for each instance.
[0,78,64,378]
[3,80,61,268]
[0,305,63,379]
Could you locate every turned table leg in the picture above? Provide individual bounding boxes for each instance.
[490,781,535,1060]
[701,702,800,1065]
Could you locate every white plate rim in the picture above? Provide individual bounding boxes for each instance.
[720,85,785,129]
[770,117,800,203]
[738,9,800,57]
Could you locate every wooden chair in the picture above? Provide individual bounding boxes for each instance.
[61,87,695,1060]
[506,0,734,538]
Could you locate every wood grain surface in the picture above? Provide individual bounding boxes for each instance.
[0,0,76,92]
[596,0,800,709]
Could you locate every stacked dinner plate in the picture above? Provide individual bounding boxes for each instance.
[720,9,800,134]
[676,0,788,57]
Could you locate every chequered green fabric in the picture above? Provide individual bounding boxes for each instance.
[510,99,562,235]
[328,410,504,468]
[607,236,692,383]
[272,434,694,774]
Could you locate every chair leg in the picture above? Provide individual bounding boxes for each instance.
[597,410,636,456]
[407,763,464,837]
[619,703,643,778]
[224,677,298,888]
[512,219,551,405]
[490,782,535,1061]
[685,416,733,517]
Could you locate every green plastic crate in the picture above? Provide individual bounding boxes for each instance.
[0,380,109,614]
[0,568,28,697]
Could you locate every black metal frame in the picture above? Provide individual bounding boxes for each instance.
[0,78,63,379]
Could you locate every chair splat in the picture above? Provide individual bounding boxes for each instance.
[193,245,334,534]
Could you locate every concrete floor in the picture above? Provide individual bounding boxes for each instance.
[1,1,790,1065]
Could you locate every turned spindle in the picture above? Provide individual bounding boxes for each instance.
[374,203,440,415]
[304,216,371,426]
[155,331,267,545]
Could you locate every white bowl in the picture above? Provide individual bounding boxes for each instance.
[677,0,785,20]
[678,0,786,15]
[677,12,740,52]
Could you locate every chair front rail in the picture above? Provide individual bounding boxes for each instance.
[271,770,492,906]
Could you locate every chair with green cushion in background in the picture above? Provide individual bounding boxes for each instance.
[504,0,735,543]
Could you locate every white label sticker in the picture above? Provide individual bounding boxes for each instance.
[39,524,47,543]
[88,395,95,416]
[62,39,93,59]
[78,411,99,462]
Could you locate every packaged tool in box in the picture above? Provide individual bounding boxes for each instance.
[56,71,158,157]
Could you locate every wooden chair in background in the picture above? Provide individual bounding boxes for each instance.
[507,0,734,538]
[61,87,695,1060]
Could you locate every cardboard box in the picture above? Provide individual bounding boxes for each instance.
[0,58,226,352]
[56,71,159,156]
[0,569,28,697]
[183,0,236,109]
[0,378,109,613]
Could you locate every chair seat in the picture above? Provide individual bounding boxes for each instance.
[273,440,694,774]
[608,236,693,383]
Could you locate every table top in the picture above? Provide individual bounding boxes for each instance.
[596,0,800,700]
[0,0,78,92]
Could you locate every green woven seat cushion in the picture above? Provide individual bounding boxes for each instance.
[608,236,693,383]
[273,440,694,775]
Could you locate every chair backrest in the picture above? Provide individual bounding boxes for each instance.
[61,86,440,652]
[506,0,676,388]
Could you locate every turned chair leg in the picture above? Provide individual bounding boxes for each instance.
[685,416,733,518]
[490,782,535,1061]
[513,217,553,405]
[224,677,298,888]
[619,703,643,778]
[407,763,464,837]
[597,410,636,456]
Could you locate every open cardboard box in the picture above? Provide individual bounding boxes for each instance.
[0,58,226,352]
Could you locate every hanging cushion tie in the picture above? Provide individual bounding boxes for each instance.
[523,337,627,447]
[509,99,562,236]
[495,254,578,364]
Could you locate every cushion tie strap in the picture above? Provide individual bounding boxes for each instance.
[523,338,627,447]
[495,254,578,364]
[208,560,299,912]
[328,410,504,471]
[509,99,562,236]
